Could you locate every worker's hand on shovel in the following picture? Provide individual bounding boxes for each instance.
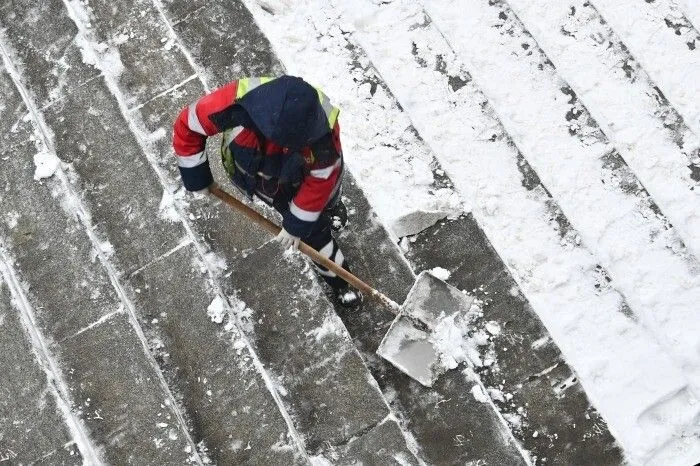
[275,228,300,250]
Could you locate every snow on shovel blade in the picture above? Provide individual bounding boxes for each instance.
[377,271,475,387]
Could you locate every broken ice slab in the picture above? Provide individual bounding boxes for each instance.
[377,271,475,387]
[402,271,475,329]
[391,210,451,238]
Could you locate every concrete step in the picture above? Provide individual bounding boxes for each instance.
[405,215,625,465]
[0,58,197,464]
[227,241,418,462]
[0,282,82,465]
[0,4,299,464]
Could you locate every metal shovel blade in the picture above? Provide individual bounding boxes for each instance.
[377,271,475,387]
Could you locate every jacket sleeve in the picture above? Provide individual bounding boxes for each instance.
[172,81,240,191]
[282,122,343,237]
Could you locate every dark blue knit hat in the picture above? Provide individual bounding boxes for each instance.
[237,75,329,150]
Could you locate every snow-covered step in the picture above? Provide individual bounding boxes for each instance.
[233,0,463,241]
[592,0,700,138]
[0,279,83,464]
[332,0,695,462]
[425,0,700,426]
[507,0,700,257]
[679,0,700,31]
[0,55,200,464]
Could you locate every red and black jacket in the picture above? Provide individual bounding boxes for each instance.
[172,76,343,237]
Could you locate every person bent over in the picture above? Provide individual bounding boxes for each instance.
[172,75,360,306]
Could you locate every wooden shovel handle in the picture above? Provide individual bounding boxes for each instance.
[209,184,401,315]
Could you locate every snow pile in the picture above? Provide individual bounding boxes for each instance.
[206,296,225,324]
[428,267,451,281]
[32,151,59,180]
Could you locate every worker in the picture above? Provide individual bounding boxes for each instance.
[172,75,361,306]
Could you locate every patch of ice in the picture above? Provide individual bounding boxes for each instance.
[33,151,59,180]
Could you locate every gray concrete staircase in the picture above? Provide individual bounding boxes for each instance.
[0,0,625,464]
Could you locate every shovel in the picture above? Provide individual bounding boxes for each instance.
[210,183,475,386]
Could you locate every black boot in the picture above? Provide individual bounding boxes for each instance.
[334,285,363,308]
[324,198,348,231]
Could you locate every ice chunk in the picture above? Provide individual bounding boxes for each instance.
[33,151,59,180]
[391,210,450,238]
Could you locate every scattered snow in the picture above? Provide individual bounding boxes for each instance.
[90,239,115,262]
[201,251,228,275]
[158,189,181,223]
[308,455,334,466]
[484,321,501,336]
[305,315,344,342]
[4,211,20,229]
